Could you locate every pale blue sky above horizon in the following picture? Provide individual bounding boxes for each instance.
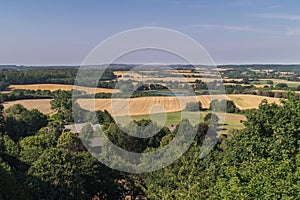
[1,0,300,65]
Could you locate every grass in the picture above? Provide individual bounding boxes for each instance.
[115,110,246,134]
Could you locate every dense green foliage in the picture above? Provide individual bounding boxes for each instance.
[209,99,240,113]
[0,68,116,91]
[4,104,48,141]
[143,93,300,199]
[204,113,219,124]
[0,89,54,102]
[185,101,202,111]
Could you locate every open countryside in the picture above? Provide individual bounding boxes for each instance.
[2,1,300,199]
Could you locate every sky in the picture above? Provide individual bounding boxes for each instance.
[0,0,300,65]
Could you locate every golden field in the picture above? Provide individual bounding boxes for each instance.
[2,94,281,116]
[3,99,53,114]
[227,94,281,109]
[77,95,228,116]
[78,94,281,116]
[8,84,119,93]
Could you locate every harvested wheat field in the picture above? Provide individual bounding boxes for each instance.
[78,95,229,116]
[78,94,282,116]
[8,84,119,93]
[2,94,282,116]
[227,94,281,109]
[3,99,53,114]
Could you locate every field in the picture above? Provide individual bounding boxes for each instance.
[2,94,280,133]
[3,99,53,114]
[227,94,281,109]
[78,95,229,116]
[2,94,281,116]
[7,84,119,93]
[78,94,281,115]
[259,79,300,87]
[115,111,246,133]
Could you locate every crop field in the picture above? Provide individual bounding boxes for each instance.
[259,79,300,87]
[3,99,54,114]
[78,94,281,115]
[3,94,281,117]
[77,95,229,116]
[7,84,119,93]
[227,94,281,109]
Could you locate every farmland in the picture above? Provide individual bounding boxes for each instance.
[227,94,281,109]
[3,99,53,114]
[259,79,300,87]
[78,95,228,116]
[115,111,246,133]
[78,94,281,115]
[7,84,119,93]
[2,94,281,116]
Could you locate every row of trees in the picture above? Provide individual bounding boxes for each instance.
[0,68,116,91]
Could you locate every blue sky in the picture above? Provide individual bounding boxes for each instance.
[0,0,300,65]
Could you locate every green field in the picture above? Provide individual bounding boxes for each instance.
[257,79,300,87]
[115,110,246,134]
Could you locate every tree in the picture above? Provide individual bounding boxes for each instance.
[185,101,202,111]
[20,109,48,133]
[57,132,85,152]
[204,113,219,124]
[0,104,4,133]
[19,133,57,164]
[276,83,288,89]
[28,148,120,199]
[50,90,74,122]
[143,93,300,199]
[210,99,239,113]
[266,80,274,85]
[4,105,48,141]
[0,163,23,199]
